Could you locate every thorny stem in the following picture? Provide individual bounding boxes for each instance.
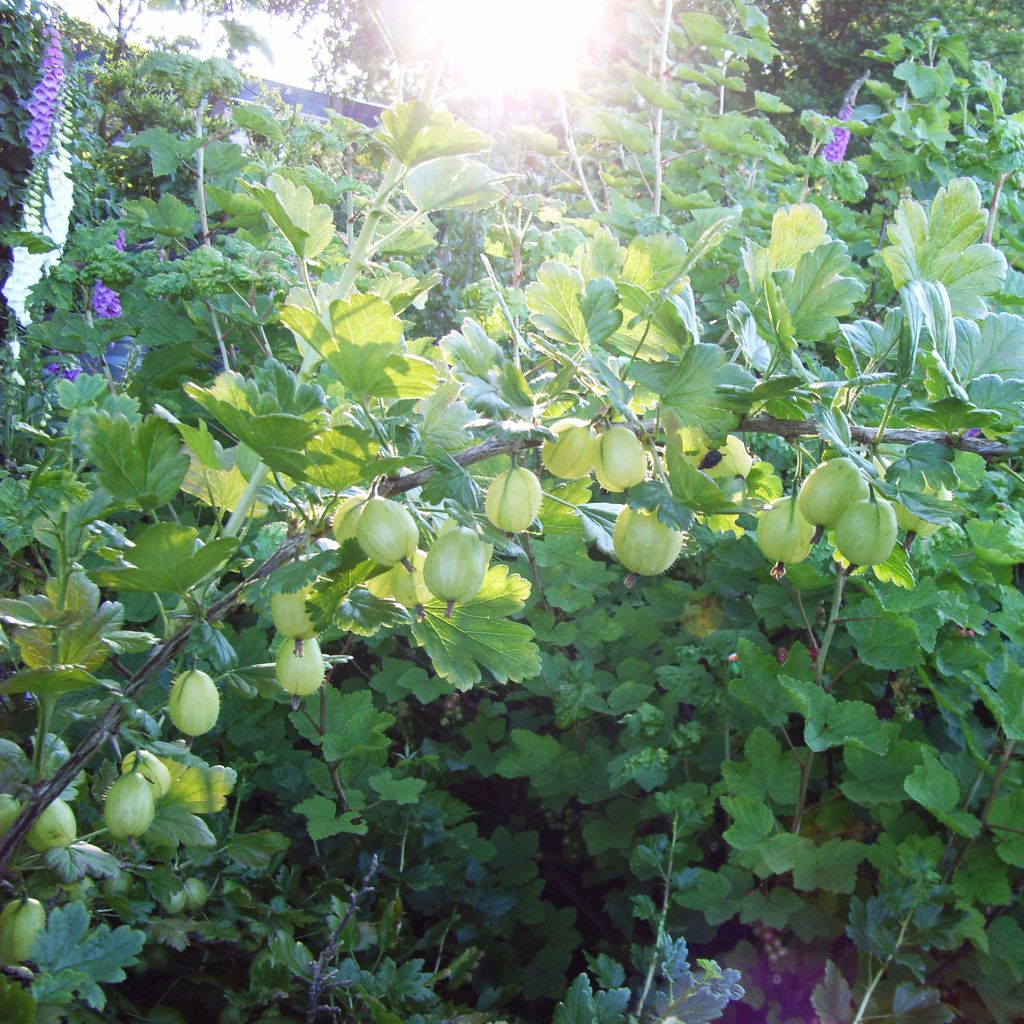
[850,904,916,1024]
[31,697,54,781]
[480,253,525,368]
[978,739,1016,824]
[634,813,679,1018]
[520,532,550,612]
[984,171,1007,245]
[305,855,381,1023]
[652,0,673,216]
[207,303,232,372]
[945,738,1017,883]
[791,585,819,655]
[328,764,347,811]
[558,94,601,214]
[793,565,849,833]
[818,567,850,690]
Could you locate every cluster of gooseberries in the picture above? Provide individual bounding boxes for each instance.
[270,586,326,697]
[756,455,947,577]
[539,420,764,584]
[333,496,493,622]
[0,746,180,863]
[541,418,690,582]
[0,745,204,963]
[277,424,757,663]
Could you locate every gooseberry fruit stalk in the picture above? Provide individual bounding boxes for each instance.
[387,549,432,617]
[275,635,325,696]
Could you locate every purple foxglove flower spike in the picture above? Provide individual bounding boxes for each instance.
[92,279,122,318]
[44,360,82,381]
[25,24,65,157]
[823,73,869,164]
[4,20,74,331]
[114,229,126,251]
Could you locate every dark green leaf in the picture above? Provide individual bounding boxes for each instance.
[811,962,854,1024]
[30,903,144,1010]
[0,978,36,1023]
[411,565,540,689]
[224,830,290,869]
[626,482,696,530]
[0,666,100,697]
[90,524,238,594]
[632,343,754,438]
[83,414,189,510]
[890,983,954,1024]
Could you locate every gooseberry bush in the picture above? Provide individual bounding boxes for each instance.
[2,2,1024,1022]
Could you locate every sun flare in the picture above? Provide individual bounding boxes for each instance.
[429,0,604,93]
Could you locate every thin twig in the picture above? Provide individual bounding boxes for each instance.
[306,855,381,1023]
[652,0,673,216]
[558,94,600,214]
[519,532,550,612]
[984,172,1007,245]
[739,414,1011,460]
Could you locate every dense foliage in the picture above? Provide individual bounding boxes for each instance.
[755,0,1024,115]
[2,1,1024,1022]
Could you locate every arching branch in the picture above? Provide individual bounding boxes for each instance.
[0,413,1012,876]
[0,531,310,877]
[739,415,1011,460]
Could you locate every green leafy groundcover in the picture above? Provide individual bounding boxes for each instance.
[2,2,1024,1022]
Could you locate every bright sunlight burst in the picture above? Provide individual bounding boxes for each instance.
[430,0,605,93]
